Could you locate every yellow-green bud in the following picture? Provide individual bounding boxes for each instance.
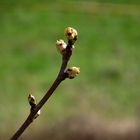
[65,67,80,79]
[56,39,67,54]
[64,27,78,43]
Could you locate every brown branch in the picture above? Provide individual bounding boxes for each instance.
[10,41,73,140]
[10,26,79,140]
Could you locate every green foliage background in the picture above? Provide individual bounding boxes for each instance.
[0,0,140,139]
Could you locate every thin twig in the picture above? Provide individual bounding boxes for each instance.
[10,42,73,140]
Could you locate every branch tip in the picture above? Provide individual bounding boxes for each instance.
[64,27,78,44]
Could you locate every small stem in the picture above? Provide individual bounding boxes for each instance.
[10,43,72,140]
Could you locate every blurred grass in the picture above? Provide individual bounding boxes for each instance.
[0,0,140,139]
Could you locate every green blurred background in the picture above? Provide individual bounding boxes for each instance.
[0,0,140,139]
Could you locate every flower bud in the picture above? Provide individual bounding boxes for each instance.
[56,39,67,54]
[28,94,36,107]
[65,67,80,79]
[64,27,78,43]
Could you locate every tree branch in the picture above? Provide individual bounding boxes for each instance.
[10,27,79,140]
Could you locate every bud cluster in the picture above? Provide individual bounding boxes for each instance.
[56,27,80,79]
[56,27,78,55]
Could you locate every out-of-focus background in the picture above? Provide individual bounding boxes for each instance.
[0,0,140,140]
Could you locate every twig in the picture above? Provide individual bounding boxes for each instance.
[10,27,80,140]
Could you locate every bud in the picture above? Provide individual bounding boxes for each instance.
[34,110,41,119]
[65,67,80,79]
[28,94,36,107]
[64,27,78,43]
[28,94,41,120]
[56,39,67,54]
